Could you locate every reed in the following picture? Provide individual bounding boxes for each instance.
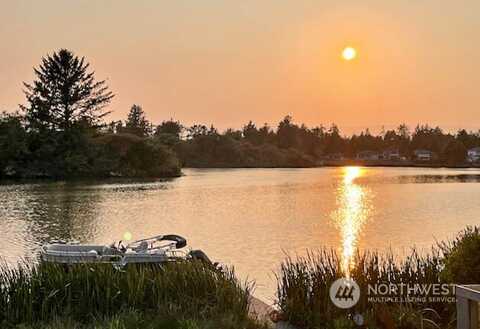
[0,261,258,328]
[276,248,455,329]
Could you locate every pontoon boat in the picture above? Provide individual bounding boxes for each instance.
[41,234,211,266]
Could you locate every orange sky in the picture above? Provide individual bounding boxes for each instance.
[1,0,479,134]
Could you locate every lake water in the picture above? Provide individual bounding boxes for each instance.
[2,167,480,301]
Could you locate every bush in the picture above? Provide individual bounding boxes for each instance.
[0,112,29,177]
[93,133,181,177]
[440,226,480,284]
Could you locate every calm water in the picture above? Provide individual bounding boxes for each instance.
[2,167,480,301]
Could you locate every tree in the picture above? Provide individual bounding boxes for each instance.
[456,129,479,149]
[243,121,260,144]
[0,112,28,176]
[125,104,151,137]
[21,49,114,132]
[154,119,183,147]
[410,124,446,154]
[92,133,181,177]
[19,49,114,177]
[258,123,274,144]
[155,120,182,139]
[187,124,208,139]
[442,140,467,165]
[396,123,410,140]
[224,128,242,141]
[124,139,180,177]
[106,120,123,134]
[324,124,345,155]
[277,115,298,149]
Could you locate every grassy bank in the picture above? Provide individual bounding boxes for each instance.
[276,227,480,329]
[13,311,260,329]
[12,311,263,329]
[0,261,266,329]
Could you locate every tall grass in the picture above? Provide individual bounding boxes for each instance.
[0,261,256,327]
[276,248,455,329]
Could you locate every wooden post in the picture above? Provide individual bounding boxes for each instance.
[456,285,480,329]
[469,300,478,329]
[457,296,469,329]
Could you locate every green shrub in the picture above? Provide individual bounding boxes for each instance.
[92,133,181,177]
[440,226,480,284]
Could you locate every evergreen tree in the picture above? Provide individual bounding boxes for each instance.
[442,140,467,165]
[21,49,114,132]
[155,119,182,139]
[19,49,114,177]
[155,119,183,147]
[125,104,151,137]
[277,115,298,149]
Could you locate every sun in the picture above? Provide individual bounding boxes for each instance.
[342,47,357,61]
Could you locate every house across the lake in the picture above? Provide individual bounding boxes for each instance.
[467,147,480,163]
[356,150,380,160]
[382,149,401,161]
[324,153,345,160]
[413,149,435,161]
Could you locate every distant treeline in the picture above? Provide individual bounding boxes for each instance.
[172,118,480,167]
[1,49,479,179]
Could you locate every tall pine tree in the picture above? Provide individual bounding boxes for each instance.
[21,49,114,132]
[20,49,114,177]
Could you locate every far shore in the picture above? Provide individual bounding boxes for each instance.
[185,161,480,169]
[317,159,480,169]
[2,163,480,183]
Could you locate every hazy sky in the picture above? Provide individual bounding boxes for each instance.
[1,0,479,133]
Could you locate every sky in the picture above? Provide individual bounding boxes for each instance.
[1,0,479,134]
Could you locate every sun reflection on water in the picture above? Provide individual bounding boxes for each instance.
[333,167,372,277]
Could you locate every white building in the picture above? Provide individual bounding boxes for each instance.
[382,149,401,160]
[414,149,434,161]
[356,150,380,160]
[467,147,480,163]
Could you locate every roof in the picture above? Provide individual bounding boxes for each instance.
[468,147,480,152]
[357,150,379,155]
[414,149,433,154]
[383,149,400,153]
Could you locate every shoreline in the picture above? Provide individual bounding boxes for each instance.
[2,164,480,183]
[318,160,480,169]
[184,162,480,169]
